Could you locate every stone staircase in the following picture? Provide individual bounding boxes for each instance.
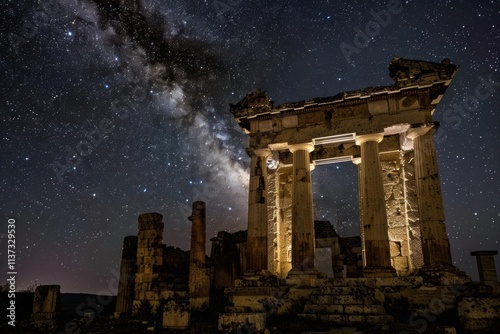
[298,281,393,327]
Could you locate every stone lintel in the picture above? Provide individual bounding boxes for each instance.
[274,135,400,166]
[249,108,430,149]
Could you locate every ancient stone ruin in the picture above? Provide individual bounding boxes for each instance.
[30,285,60,330]
[110,58,500,333]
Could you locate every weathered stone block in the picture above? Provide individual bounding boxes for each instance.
[218,313,266,334]
[458,297,500,319]
[364,305,387,314]
[365,315,394,325]
[388,226,408,241]
[303,304,344,314]
[145,291,159,301]
[459,297,500,332]
[32,285,59,313]
[163,299,190,329]
[390,241,402,257]
[393,256,409,272]
[344,305,365,315]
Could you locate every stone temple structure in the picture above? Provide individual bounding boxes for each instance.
[110,58,500,333]
[230,57,458,278]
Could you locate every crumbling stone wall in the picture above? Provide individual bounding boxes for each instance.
[277,166,292,277]
[380,151,412,275]
[267,168,279,275]
[403,151,424,270]
[134,212,165,312]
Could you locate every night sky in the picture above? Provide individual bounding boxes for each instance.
[1,0,499,294]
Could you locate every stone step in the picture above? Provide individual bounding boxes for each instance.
[310,286,374,296]
[303,304,386,315]
[297,313,394,326]
[224,306,249,313]
[310,294,377,305]
[225,287,274,296]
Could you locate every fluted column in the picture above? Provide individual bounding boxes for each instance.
[355,133,395,276]
[246,148,271,273]
[189,201,206,268]
[352,157,366,267]
[407,126,453,267]
[288,143,317,274]
[189,201,210,310]
[115,236,138,318]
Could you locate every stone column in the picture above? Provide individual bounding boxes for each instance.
[246,148,271,273]
[134,213,164,312]
[189,201,210,310]
[277,166,293,278]
[288,143,317,274]
[407,126,453,267]
[470,251,499,294]
[355,133,395,276]
[115,236,138,318]
[31,285,60,329]
[352,157,366,267]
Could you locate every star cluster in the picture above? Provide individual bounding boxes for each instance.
[0,0,499,293]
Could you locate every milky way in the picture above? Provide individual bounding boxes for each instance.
[1,0,499,293]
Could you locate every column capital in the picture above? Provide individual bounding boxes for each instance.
[355,133,384,145]
[246,147,271,158]
[406,125,436,140]
[289,142,315,153]
[352,157,362,165]
[254,148,272,157]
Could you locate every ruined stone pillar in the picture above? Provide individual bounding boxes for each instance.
[288,143,317,274]
[31,285,60,329]
[352,157,366,267]
[134,213,164,312]
[355,133,395,276]
[115,236,138,318]
[407,126,453,267]
[189,201,210,309]
[471,251,499,294]
[246,148,271,273]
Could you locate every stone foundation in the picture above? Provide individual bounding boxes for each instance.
[218,313,266,334]
[458,297,500,332]
[163,292,190,329]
